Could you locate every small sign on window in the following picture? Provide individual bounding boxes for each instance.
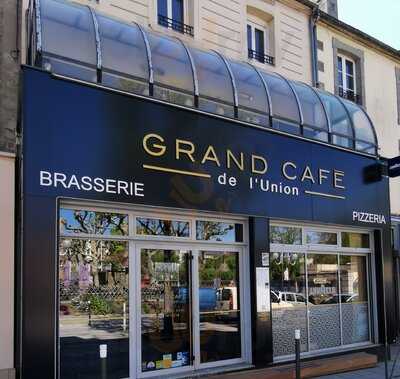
[261,252,269,266]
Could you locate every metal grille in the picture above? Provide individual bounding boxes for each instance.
[338,87,361,104]
[248,49,274,66]
[158,15,194,36]
[60,283,128,301]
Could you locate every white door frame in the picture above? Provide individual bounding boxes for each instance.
[133,241,250,378]
[193,245,246,370]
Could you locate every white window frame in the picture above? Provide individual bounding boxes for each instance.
[269,221,377,362]
[134,242,248,377]
[157,0,187,23]
[58,201,252,378]
[337,54,357,95]
[247,20,270,57]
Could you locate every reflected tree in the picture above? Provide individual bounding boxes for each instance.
[60,210,128,235]
[197,221,233,241]
[60,239,128,292]
[270,226,302,244]
[136,218,189,237]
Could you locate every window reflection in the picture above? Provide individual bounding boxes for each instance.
[60,209,128,236]
[270,252,308,356]
[102,72,149,96]
[332,134,353,149]
[342,232,370,248]
[140,249,191,371]
[272,119,301,135]
[270,226,302,245]
[196,221,243,242]
[303,126,329,142]
[59,238,129,379]
[307,254,341,350]
[270,225,372,357]
[198,251,241,363]
[306,231,337,245]
[340,255,370,344]
[136,217,190,237]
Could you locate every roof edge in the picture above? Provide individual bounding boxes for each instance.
[318,11,400,61]
[294,0,400,61]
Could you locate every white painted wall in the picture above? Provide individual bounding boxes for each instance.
[0,155,15,370]
[316,24,400,215]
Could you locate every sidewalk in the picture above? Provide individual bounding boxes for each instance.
[317,345,400,379]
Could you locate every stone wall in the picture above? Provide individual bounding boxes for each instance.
[0,0,19,154]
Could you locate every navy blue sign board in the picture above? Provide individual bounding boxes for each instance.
[18,67,395,378]
[388,156,400,177]
[23,68,389,227]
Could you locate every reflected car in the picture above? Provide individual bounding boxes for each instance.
[271,290,307,307]
[320,293,359,304]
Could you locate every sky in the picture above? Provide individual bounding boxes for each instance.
[337,0,400,50]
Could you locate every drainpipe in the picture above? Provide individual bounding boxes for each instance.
[309,6,320,87]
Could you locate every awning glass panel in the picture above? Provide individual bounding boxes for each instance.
[229,60,268,114]
[260,71,300,123]
[341,99,376,145]
[317,90,353,138]
[97,14,148,81]
[292,82,327,130]
[147,31,194,93]
[189,47,234,104]
[40,0,96,66]
[32,0,380,155]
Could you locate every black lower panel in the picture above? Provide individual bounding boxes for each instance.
[60,337,129,379]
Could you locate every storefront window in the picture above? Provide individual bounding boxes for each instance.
[59,238,129,379]
[270,226,302,244]
[271,252,308,356]
[307,254,341,350]
[340,255,370,344]
[341,232,370,248]
[306,231,338,245]
[136,217,190,237]
[270,225,372,358]
[60,208,128,236]
[196,221,243,242]
[58,209,248,376]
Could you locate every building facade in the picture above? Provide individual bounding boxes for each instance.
[0,0,399,378]
[0,0,19,378]
[310,4,400,332]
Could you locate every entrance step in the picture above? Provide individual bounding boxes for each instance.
[205,352,378,379]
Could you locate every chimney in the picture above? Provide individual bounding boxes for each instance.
[318,0,338,18]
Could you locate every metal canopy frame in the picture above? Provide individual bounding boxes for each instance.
[31,0,379,156]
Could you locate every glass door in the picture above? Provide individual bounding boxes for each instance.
[137,245,245,375]
[139,247,193,374]
[197,250,242,367]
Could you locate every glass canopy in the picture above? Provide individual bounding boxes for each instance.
[30,0,378,155]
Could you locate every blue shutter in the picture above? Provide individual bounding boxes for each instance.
[247,25,252,58]
[157,0,167,17]
[172,0,183,23]
[255,29,264,56]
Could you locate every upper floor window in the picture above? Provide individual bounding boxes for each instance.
[157,0,193,36]
[337,54,360,104]
[247,22,273,66]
